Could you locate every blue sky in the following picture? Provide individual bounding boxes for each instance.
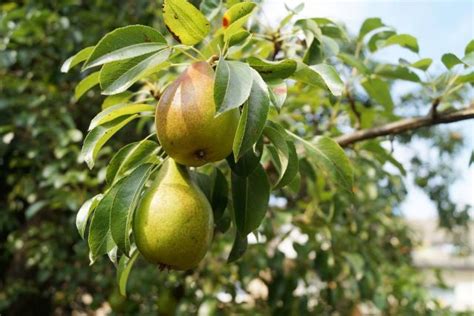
[263,0,474,219]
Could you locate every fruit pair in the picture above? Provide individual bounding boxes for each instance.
[133,62,239,270]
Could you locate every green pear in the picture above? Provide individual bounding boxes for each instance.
[155,61,239,167]
[133,158,213,270]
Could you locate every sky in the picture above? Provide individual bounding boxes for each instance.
[262,0,474,219]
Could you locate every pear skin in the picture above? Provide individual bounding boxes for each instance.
[155,61,239,167]
[133,159,213,270]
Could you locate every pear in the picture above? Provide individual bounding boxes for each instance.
[155,61,239,167]
[133,158,214,270]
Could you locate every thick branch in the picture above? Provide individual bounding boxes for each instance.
[336,104,474,147]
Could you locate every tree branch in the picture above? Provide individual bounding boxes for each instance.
[336,104,474,147]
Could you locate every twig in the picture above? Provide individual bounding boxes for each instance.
[346,88,362,129]
[335,104,474,147]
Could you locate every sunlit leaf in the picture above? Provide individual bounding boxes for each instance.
[410,58,432,71]
[223,2,256,40]
[233,69,269,160]
[89,103,155,130]
[61,46,94,73]
[76,194,103,239]
[361,77,393,109]
[75,72,100,100]
[88,185,120,263]
[441,53,465,70]
[214,58,253,114]
[358,18,385,40]
[287,132,353,192]
[382,34,419,53]
[83,25,166,69]
[268,80,287,111]
[292,62,344,96]
[100,48,170,95]
[117,248,139,296]
[81,115,138,169]
[163,0,210,45]
[247,57,297,80]
[106,139,160,185]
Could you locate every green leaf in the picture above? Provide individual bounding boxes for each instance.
[368,30,396,52]
[111,163,154,255]
[227,137,263,177]
[89,103,155,130]
[303,39,322,65]
[375,64,420,82]
[117,248,139,296]
[410,58,432,71]
[163,0,211,45]
[264,123,299,189]
[106,139,160,185]
[61,46,94,73]
[469,150,474,166]
[223,2,256,27]
[361,141,406,176]
[227,230,248,263]
[274,140,299,190]
[455,72,474,84]
[313,18,347,40]
[321,35,340,58]
[84,25,166,69]
[358,18,385,40]
[76,194,103,239]
[108,246,118,266]
[200,0,222,20]
[102,91,134,109]
[361,77,393,109]
[295,19,322,55]
[88,185,120,263]
[292,62,344,96]
[228,29,250,47]
[441,53,465,70]
[382,34,419,53]
[214,58,253,115]
[287,132,353,192]
[313,64,345,96]
[100,48,170,95]
[231,163,270,235]
[268,80,287,111]
[462,52,474,67]
[264,123,290,186]
[75,72,100,100]
[338,53,369,74]
[465,40,474,55]
[233,69,269,160]
[247,57,297,80]
[223,2,256,40]
[85,43,167,69]
[81,115,138,169]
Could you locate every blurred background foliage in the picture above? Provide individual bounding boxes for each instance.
[0,0,472,315]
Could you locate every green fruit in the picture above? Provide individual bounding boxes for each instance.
[133,158,213,270]
[155,61,239,167]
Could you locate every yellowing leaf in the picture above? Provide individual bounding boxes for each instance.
[163,0,210,45]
